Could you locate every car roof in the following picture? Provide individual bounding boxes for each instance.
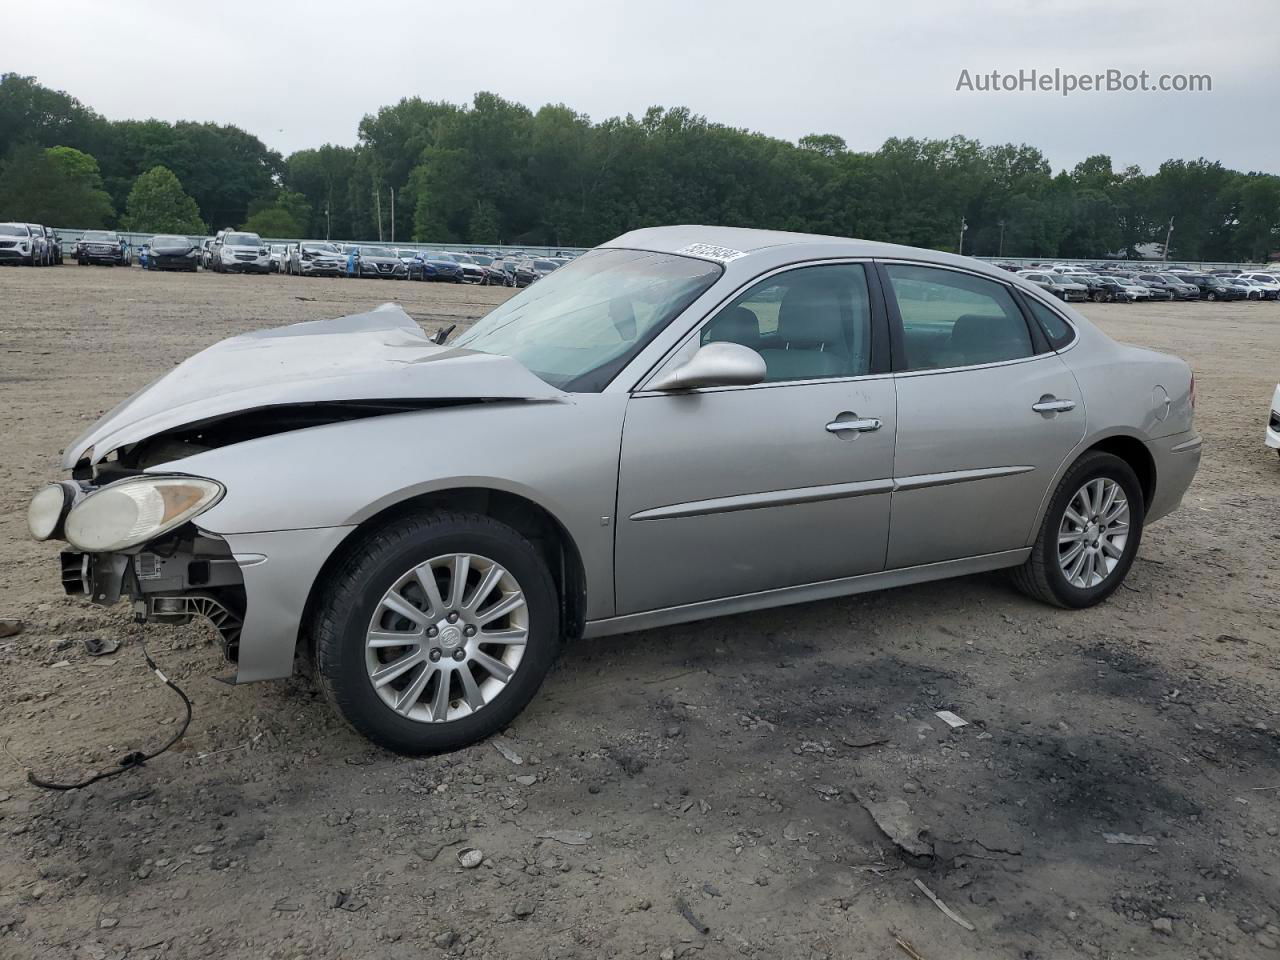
[604,224,919,259]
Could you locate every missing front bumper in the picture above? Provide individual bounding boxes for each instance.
[60,532,246,662]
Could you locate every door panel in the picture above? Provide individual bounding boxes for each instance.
[888,357,1084,568]
[615,378,897,614]
[878,261,1086,569]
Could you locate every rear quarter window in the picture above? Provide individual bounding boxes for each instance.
[1024,297,1076,350]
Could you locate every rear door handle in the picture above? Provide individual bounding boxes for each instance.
[1032,398,1076,414]
[826,417,882,433]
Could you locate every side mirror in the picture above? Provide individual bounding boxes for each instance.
[649,342,767,392]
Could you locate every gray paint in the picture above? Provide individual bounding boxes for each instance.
[43,226,1199,683]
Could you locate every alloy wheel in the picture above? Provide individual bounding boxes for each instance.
[1057,478,1129,589]
[364,553,528,723]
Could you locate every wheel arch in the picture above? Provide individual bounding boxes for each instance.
[297,485,588,672]
[1086,434,1156,510]
[1027,430,1157,546]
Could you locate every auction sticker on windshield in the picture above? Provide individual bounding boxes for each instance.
[677,243,747,263]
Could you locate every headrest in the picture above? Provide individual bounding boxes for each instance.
[705,305,760,343]
[777,281,847,348]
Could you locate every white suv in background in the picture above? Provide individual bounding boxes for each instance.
[0,222,38,265]
[213,231,271,274]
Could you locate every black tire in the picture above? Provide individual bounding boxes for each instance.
[1011,450,1144,609]
[1205,292,1216,301]
[1091,290,1105,303]
[313,510,560,755]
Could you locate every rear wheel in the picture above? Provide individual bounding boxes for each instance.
[314,511,560,755]
[1012,451,1144,609]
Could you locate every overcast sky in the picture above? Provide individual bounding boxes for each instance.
[8,0,1279,174]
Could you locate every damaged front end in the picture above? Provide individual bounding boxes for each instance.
[60,528,247,665]
[32,468,247,668]
[29,304,570,684]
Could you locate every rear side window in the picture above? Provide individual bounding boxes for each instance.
[885,264,1033,371]
[1024,297,1076,350]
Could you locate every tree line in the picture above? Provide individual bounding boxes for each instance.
[1,73,1277,261]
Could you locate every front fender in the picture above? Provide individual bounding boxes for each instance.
[156,395,628,620]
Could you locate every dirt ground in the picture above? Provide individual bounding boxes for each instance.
[0,264,1278,960]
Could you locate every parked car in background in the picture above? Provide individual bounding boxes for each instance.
[290,241,344,277]
[76,230,130,266]
[1267,385,1280,456]
[28,225,62,264]
[0,222,39,265]
[25,226,1202,754]
[1135,281,1174,302]
[1112,277,1153,301]
[444,252,490,284]
[1228,277,1273,301]
[409,251,464,283]
[511,259,539,287]
[530,258,561,281]
[1067,274,1111,303]
[214,232,271,274]
[1180,273,1247,301]
[201,235,220,269]
[1236,273,1280,298]
[1135,273,1200,300]
[23,224,54,265]
[1016,271,1088,302]
[141,235,200,272]
[466,252,512,286]
[350,245,409,279]
[268,244,287,273]
[1092,277,1138,302]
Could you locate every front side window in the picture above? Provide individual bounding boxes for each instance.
[885,264,1034,372]
[699,263,872,383]
[454,248,721,392]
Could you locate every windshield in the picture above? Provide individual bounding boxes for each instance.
[0,224,30,237]
[361,246,394,257]
[154,235,189,246]
[81,230,117,241]
[454,248,721,392]
[224,233,261,247]
[450,253,476,263]
[303,242,338,253]
[471,255,494,265]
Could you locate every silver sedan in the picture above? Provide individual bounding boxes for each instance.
[27,227,1201,754]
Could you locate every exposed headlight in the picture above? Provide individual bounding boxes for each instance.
[27,482,76,541]
[64,476,223,553]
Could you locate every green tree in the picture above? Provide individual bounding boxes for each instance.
[244,189,311,236]
[120,165,206,233]
[0,142,114,226]
[242,205,303,237]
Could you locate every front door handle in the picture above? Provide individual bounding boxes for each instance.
[1032,397,1076,414]
[826,417,882,434]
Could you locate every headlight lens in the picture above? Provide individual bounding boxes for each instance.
[64,476,223,552]
[27,483,75,541]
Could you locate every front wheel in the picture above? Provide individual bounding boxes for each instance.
[1205,292,1216,301]
[313,511,560,755]
[1091,290,1105,303]
[1011,451,1144,609]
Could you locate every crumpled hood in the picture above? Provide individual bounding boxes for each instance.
[64,304,565,468]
